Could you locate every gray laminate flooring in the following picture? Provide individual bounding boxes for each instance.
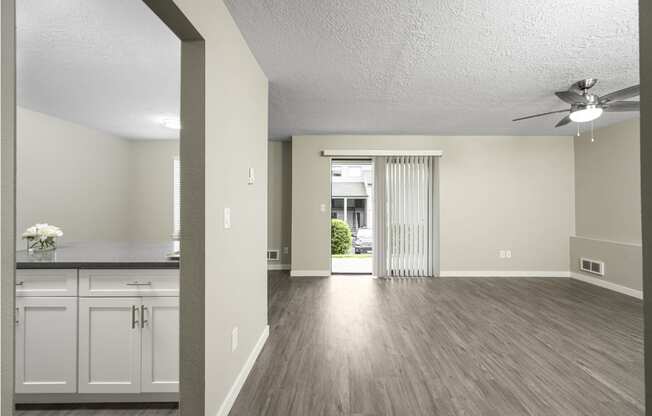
[16,272,644,416]
[229,272,644,416]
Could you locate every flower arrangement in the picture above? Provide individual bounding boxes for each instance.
[22,223,63,251]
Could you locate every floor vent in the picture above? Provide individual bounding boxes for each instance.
[580,258,605,276]
[267,250,280,261]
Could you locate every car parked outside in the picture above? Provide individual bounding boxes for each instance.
[353,228,373,254]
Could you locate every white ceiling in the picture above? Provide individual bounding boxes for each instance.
[224,0,640,140]
[17,0,180,140]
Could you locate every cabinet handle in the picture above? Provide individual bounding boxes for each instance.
[126,282,152,286]
[15,281,24,286]
[131,305,139,329]
[141,305,148,328]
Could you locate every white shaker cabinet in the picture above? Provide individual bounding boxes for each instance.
[141,297,180,393]
[15,297,77,393]
[16,266,180,398]
[78,298,142,393]
[77,295,180,394]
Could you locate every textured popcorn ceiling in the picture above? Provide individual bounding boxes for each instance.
[17,0,180,140]
[225,0,640,140]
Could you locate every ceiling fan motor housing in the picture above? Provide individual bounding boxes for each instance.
[573,78,598,93]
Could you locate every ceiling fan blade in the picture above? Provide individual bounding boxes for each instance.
[555,114,572,127]
[604,101,640,112]
[599,85,640,103]
[555,90,587,104]
[513,109,569,122]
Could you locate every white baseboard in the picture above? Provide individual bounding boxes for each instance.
[216,325,270,416]
[267,263,290,271]
[440,270,571,278]
[290,270,331,277]
[570,272,643,299]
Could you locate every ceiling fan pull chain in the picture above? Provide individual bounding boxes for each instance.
[577,124,580,137]
[590,121,595,143]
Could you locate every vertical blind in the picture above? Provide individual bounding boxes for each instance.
[374,156,439,278]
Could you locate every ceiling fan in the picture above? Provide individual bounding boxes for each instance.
[513,78,640,127]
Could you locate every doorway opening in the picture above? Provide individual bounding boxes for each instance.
[330,159,374,274]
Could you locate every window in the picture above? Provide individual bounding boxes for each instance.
[173,158,180,237]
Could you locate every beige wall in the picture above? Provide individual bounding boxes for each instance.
[571,119,642,291]
[16,107,132,245]
[292,135,575,274]
[16,107,180,246]
[129,139,179,241]
[170,1,268,415]
[267,141,291,266]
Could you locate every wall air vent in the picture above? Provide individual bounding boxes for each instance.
[580,258,605,276]
[267,250,280,261]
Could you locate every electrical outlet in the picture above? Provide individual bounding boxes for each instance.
[283,247,289,255]
[505,250,512,259]
[320,203,326,213]
[232,326,238,352]
[499,250,506,259]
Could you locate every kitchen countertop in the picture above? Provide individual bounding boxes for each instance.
[16,241,180,269]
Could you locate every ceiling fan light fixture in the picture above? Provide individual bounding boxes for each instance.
[569,105,603,123]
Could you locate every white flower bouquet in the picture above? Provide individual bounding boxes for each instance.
[22,223,63,251]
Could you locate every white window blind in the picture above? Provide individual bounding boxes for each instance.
[173,158,181,238]
[374,156,439,278]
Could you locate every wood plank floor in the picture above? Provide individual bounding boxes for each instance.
[229,271,644,416]
[16,272,644,415]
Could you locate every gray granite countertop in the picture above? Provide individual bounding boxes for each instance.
[16,241,180,269]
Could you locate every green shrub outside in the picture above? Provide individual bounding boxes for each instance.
[331,219,352,255]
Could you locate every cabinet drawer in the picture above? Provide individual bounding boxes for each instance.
[79,269,179,297]
[16,270,78,297]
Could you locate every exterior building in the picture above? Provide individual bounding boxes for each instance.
[331,162,373,232]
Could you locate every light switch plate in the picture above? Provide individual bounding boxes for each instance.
[248,167,255,185]
[232,326,238,352]
[224,208,231,229]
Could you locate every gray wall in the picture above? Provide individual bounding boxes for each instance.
[17,107,132,246]
[169,1,269,415]
[268,141,291,266]
[129,139,179,241]
[571,119,642,291]
[291,135,575,274]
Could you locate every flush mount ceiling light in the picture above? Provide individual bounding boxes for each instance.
[513,78,640,127]
[160,117,181,130]
[569,104,603,123]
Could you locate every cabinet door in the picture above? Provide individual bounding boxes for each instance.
[15,297,77,393]
[141,297,179,393]
[78,298,141,393]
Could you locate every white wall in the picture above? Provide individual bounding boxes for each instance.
[17,107,132,246]
[267,141,291,267]
[170,1,268,415]
[571,119,642,291]
[129,139,179,241]
[291,135,575,275]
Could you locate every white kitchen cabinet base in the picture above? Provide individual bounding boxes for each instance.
[78,298,142,394]
[141,297,180,393]
[15,393,178,404]
[15,297,77,394]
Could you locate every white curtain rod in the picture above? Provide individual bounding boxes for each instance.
[321,149,443,157]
